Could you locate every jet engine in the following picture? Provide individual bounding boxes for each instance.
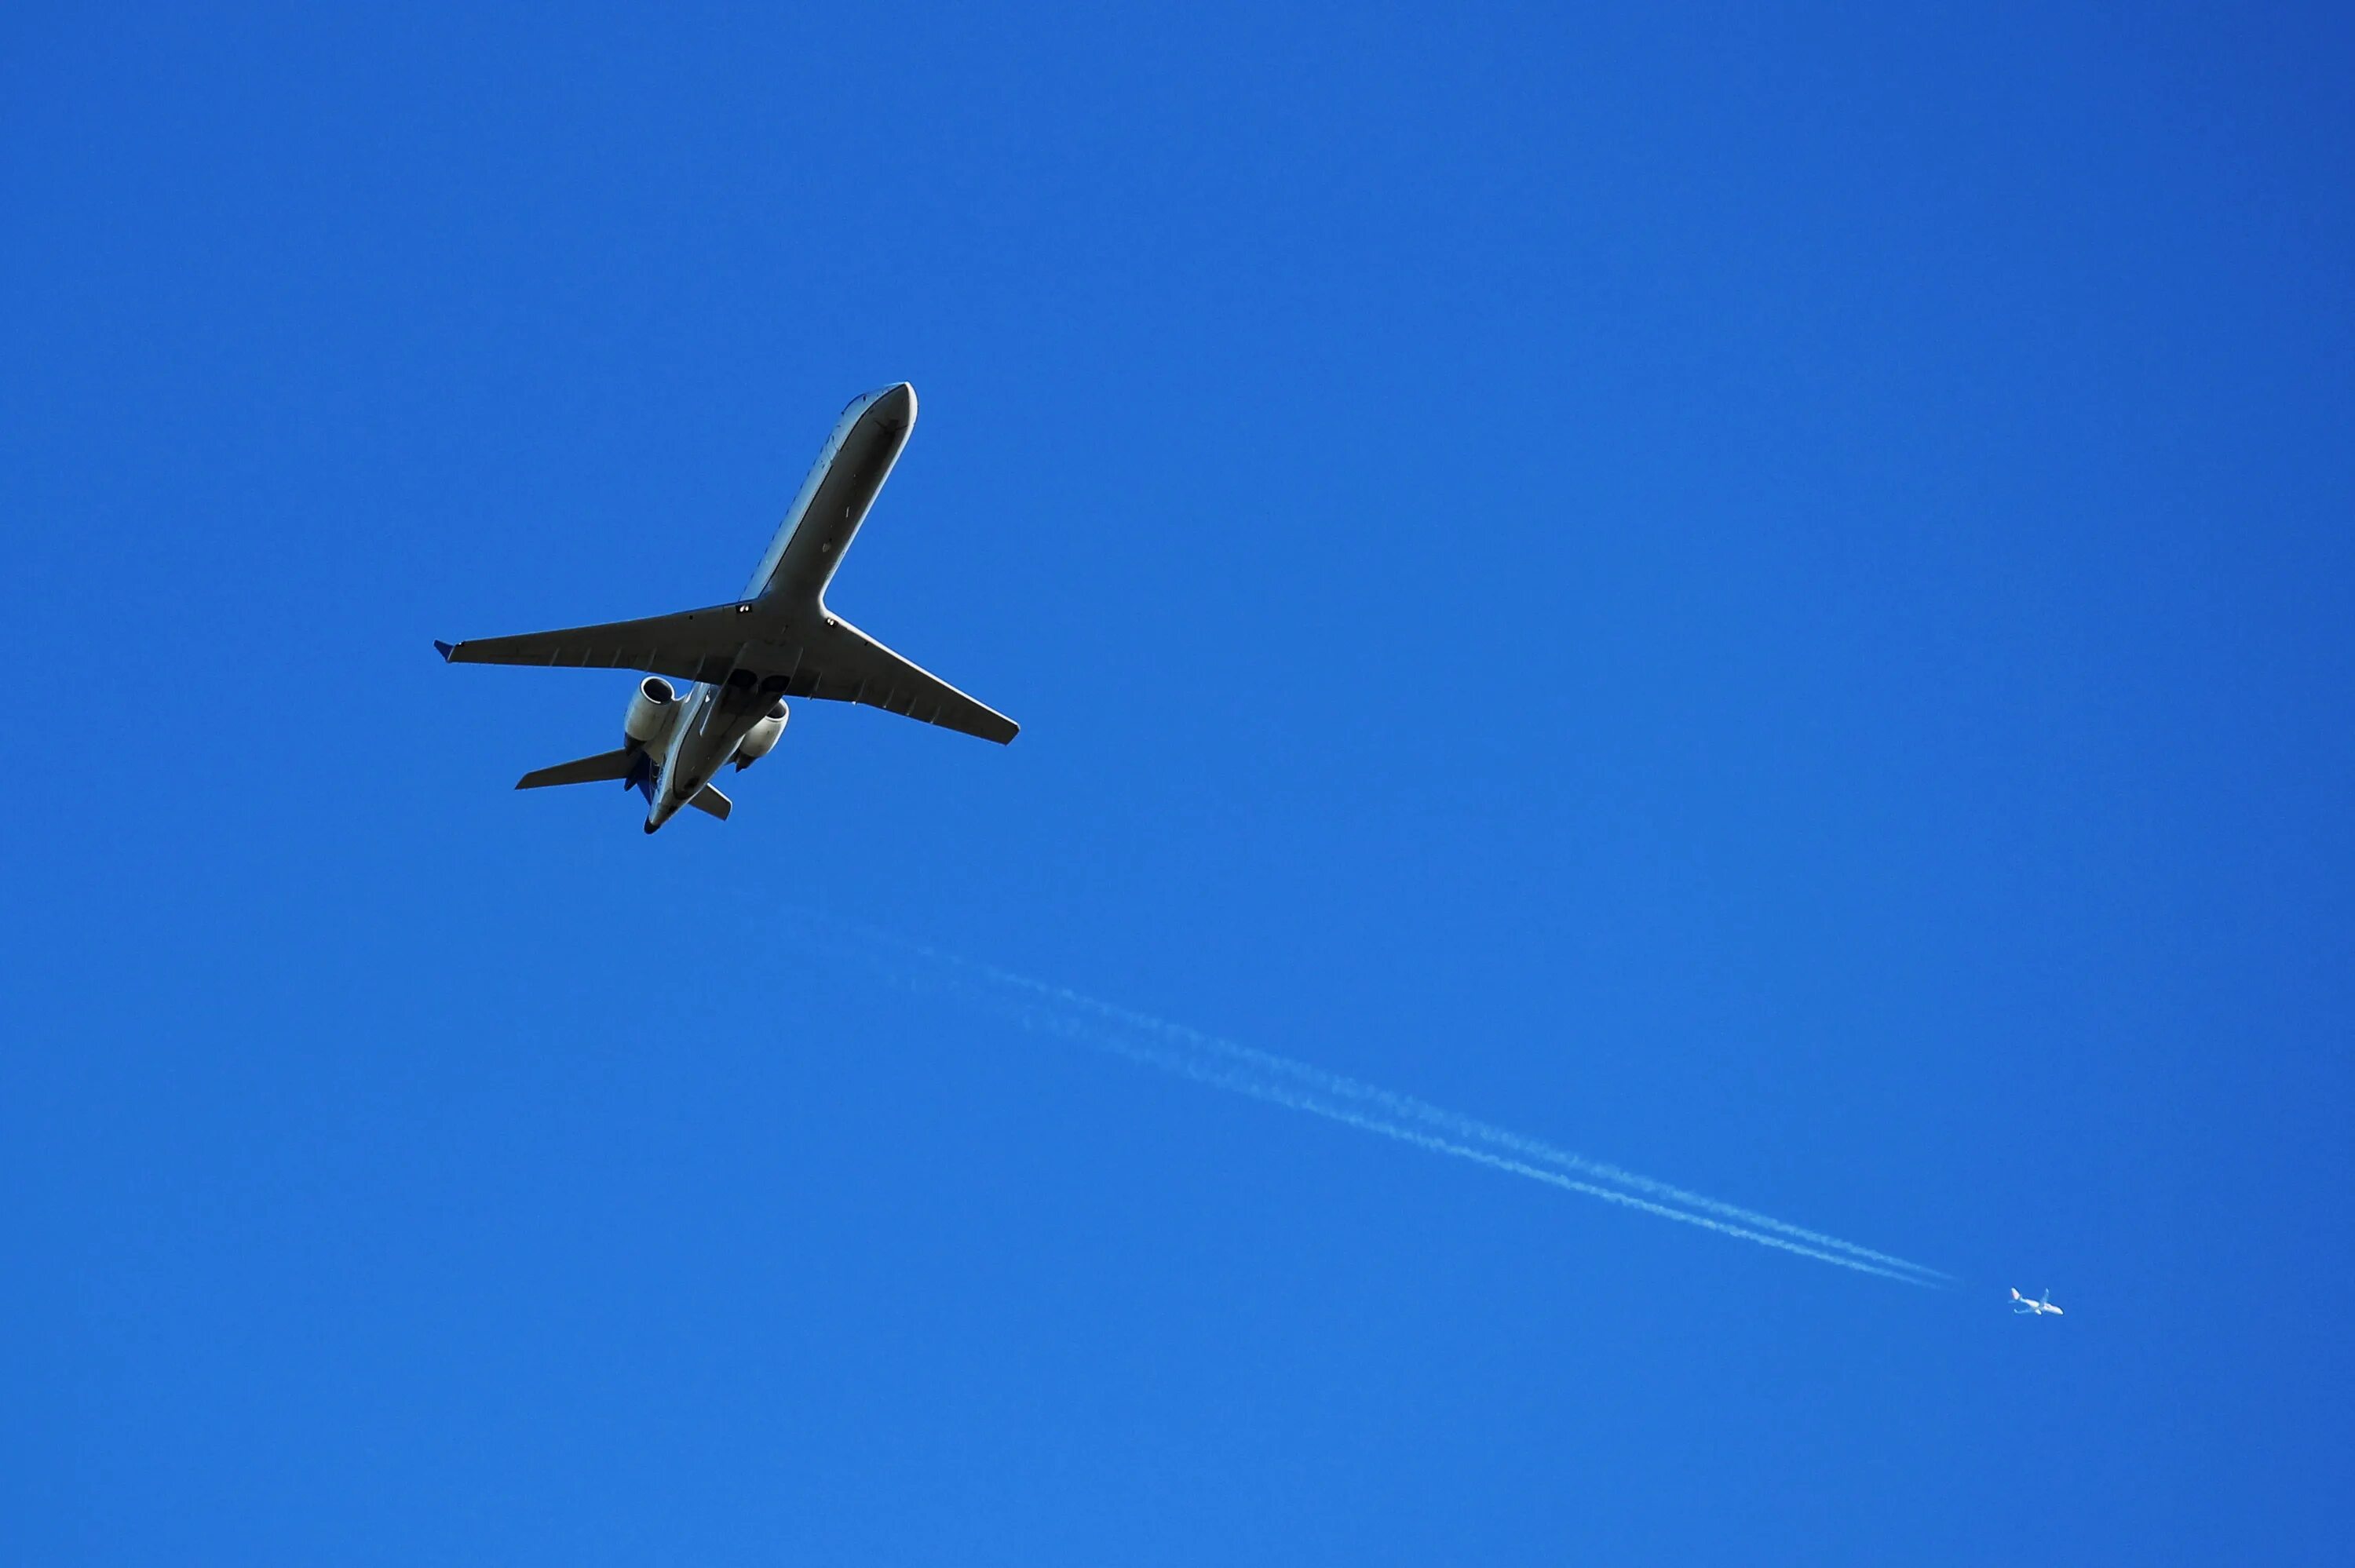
[623,676,677,747]
[734,701,789,769]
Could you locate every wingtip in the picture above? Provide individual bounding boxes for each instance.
[433,640,456,661]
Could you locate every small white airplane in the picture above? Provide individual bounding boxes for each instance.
[436,384,1017,832]
[2011,1288,2065,1317]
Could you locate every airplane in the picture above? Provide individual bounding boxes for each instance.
[434,383,1017,833]
[2011,1288,2064,1317]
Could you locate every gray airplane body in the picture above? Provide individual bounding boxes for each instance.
[436,384,1017,831]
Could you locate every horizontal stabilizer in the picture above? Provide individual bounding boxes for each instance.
[688,783,732,820]
[517,747,638,790]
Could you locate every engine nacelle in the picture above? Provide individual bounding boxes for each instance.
[734,701,789,769]
[623,676,678,747]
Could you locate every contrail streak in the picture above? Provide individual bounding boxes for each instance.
[969,985,1933,1283]
[790,917,1947,1286]
[959,958,1952,1287]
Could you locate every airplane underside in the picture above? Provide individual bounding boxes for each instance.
[436,383,1017,833]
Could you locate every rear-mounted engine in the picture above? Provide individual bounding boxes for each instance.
[734,701,789,768]
[622,676,677,747]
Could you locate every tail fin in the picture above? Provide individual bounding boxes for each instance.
[516,748,637,790]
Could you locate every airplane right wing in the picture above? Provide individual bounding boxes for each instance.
[436,602,758,686]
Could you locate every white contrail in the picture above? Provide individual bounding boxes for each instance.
[957,958,1953,1287]
[958,979,1935,1283]
[789,917,1948,1287]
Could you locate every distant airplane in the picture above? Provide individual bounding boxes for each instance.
[2011,1287,2064,1317]
[435,384,1017,832]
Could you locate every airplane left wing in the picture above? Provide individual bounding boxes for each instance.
[435,603,758,687]
[773,617,1020,745]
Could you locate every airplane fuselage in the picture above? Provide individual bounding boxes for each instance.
[643,683,773,830]
[440,379,1016,830]
[639,383,918,831]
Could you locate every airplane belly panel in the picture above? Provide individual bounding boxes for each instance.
[747,383,917,607]
[664,687,771,804]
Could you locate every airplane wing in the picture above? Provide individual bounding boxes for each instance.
[770,616,1020,746]
[438,604,1017,745]
[436,603,757,687]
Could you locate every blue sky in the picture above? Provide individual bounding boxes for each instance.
[5,3,2352,1562]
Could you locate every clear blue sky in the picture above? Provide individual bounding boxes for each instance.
[7,4,2352,1562]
